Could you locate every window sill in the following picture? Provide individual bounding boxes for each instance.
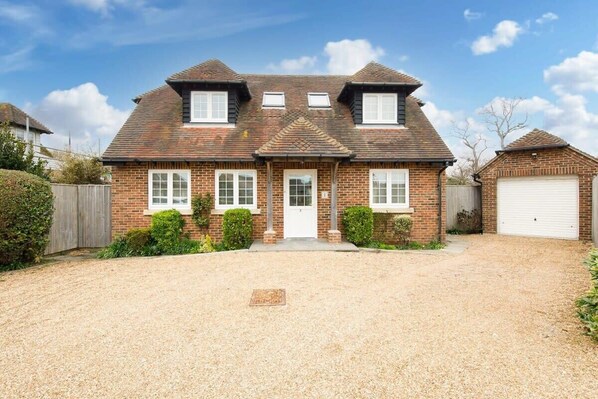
[356,124,406,130]
[371,207,414,214]
[184,122,235,128]
[144,208,192,216]
[211,208,261,215]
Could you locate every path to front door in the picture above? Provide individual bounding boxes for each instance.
[283,169,317,238]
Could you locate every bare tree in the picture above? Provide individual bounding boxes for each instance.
[481,98,528,149]
[452,120,488,178]
[447,160,474,185]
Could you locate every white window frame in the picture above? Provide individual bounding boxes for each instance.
[362,93,398,124]
[369,169,409,208]
[307,92,331,108]
[262,92,285,108]
[190,91,228,123]
[215,170,258,210]
[148,170,192,210]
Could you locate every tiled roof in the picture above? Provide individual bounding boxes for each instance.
[0,103,52,134]
[349,62,421,85]
[256,117,353,158]
[167,59,243,82]
[504,129,568,152]
[104,63,453,163]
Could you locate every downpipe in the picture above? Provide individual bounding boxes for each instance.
[437,162,450,242]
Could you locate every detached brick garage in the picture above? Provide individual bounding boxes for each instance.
[476,129,598,241]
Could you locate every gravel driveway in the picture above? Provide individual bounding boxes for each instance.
[1,235,597,398]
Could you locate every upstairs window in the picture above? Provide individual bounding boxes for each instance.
[308,93,331,108]
[262,92,285,108]
[362,93,397,124]
[191,91,228,123]
[369,169,409,208]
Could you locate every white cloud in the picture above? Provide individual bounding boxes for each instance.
[324,39,385,74]
[471,20,523,55]
[544,51,598,94]
[0,1,40,22]
[536,12,558,24]
[69,0,110,14]
[464,9,483,21]
[398,54,409,62]
[267,56,317,73]
[25,83,131,152]
[0,46,34,73]
[422,101,459,129]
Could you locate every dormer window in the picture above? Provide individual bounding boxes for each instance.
[308,93,331,108]
[362,93,397,124]
[262,92,285,108]
[191,91,228,123]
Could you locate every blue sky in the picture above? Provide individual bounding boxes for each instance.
[1,0,597,158]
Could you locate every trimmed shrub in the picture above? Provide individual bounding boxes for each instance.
[578,249,598,340]
[342,206,374,246]
[151,210,185,254]
[393,215,413,245]
[0,169,54,268]
[125,227,159,256]
[222,209,253,250]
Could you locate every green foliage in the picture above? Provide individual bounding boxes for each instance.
[124,227,160,256]
[200,234,215,253]
[455,208,482,234]
[0,122,48,179]
[222,208,253,250]
[578,249,598,340]
[342,206,374,246]
[52,152,107,184]
[367,240,445,251]
[97,236,132,259]
[192,193,213,229]
[393,215,413,245]
[0,169,54,267]
[151,209,185,254]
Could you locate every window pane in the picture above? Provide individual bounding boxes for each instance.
[381,95,396,121]
[289,175,312,207]
[172,172,189,205]
[308,93,330,107]
[263,93,285,107]
[238,173,254,205]
[218,173,234,205]
[151,173,168,205]
[363,95,379,122]
[211,92,227,120]
[372,172,387,204]
[390,171,406,204]
[193,93,208,120]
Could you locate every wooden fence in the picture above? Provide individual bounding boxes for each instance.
[45,184,111,254]
[593,176,598,247]
[446,185,482,230]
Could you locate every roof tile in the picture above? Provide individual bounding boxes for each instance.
[505,129,568,151]
[167,59,243,82]
[349,62,421,85]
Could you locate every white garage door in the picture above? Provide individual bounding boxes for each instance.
[497,176,579,240]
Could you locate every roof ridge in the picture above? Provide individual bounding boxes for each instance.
[167,59,242,82]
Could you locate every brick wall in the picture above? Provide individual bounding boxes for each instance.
[111,161,446,244]
[478,147,598,240]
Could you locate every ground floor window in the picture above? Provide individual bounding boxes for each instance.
[369,169,409,208]
[215,170,257,209]
[148,170,191,209]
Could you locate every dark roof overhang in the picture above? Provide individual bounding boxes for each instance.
[165,79,252,100]
[353,157,455,165]
[496,143,569,155]
[101,156,256,165]
[338,82,423,102]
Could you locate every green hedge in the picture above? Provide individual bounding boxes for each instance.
[151,209,185,254]
[577,249,598,340]
[342,206,373,246]
[0,169,54,268]
[222,209,253,250]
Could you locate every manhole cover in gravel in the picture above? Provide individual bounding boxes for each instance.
[249,289,286,306]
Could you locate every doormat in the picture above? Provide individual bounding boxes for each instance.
[249,289,286,306]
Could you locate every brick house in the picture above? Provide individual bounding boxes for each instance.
[102,60,455,244]
[476,129,598,241]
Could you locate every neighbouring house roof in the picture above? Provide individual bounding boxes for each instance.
[502,129,568,152]
[255,117,353,158]
[0,103,53,134]
[103,60,454,163]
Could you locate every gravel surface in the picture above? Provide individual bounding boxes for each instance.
[1,235,597,398]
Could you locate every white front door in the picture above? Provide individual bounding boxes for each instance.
[284,170,317,238]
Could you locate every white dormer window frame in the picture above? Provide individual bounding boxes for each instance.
[362,93,398,124]
[190,91,228,123]
[262,92,285,109]
[307,92,331,108]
